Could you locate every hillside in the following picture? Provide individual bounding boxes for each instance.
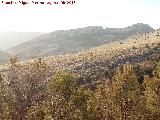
[0,50,10,64]
[0,31,44,50]
[0,27,160,120]
[1,28,159,80]
[8,23,154,59]
[40,29,160,80]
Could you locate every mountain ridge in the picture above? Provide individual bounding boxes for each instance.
[8,23,154,59]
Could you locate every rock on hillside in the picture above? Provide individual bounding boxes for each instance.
[8,23,154,59]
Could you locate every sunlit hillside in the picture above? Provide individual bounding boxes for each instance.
[0,29,160,119]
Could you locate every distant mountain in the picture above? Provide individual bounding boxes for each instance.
[8,23,154,59]
[0,50,10,64]
[0,31,44,50]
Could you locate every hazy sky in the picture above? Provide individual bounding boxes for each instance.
[0,0,160,32]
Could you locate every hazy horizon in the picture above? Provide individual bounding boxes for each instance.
[0,0,160,33]
[0,23,157,33]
